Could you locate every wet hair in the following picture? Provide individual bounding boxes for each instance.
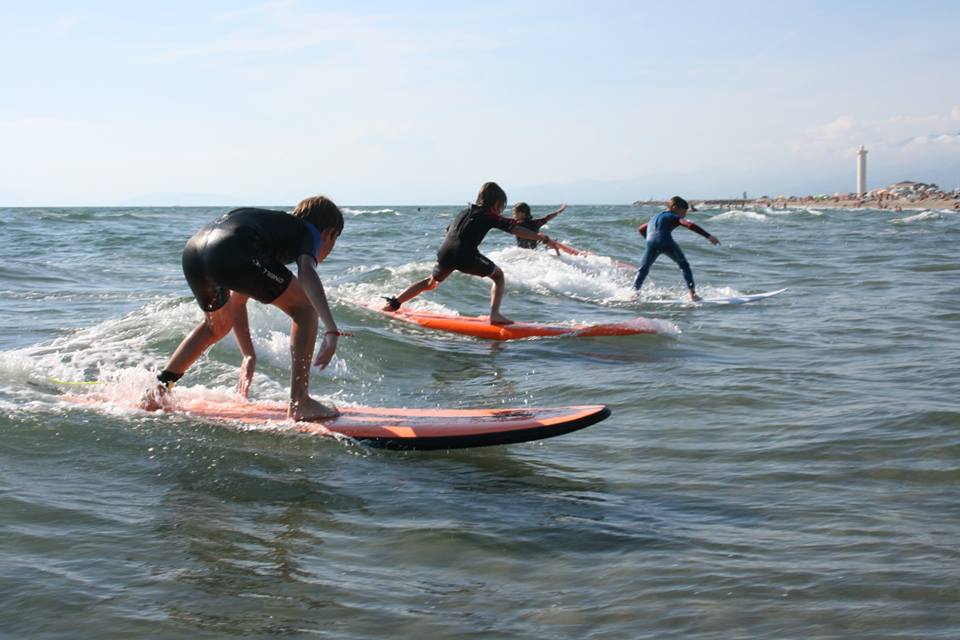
[668,196,689,211]
[512,202,532,220]
[292,196,344,235]
[476,182,507,211]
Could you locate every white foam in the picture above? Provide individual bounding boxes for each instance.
[0,296,352,412]
[342,207,398,215]
[488,246,637,304]
[710,210,770,222]
[891,210,941,224]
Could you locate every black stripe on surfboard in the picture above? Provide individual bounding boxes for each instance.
[350,406,611,450]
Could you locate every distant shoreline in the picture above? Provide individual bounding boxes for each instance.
[633,196,960,211]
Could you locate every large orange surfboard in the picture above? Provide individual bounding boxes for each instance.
[375,307,661,340]
[66,395,610,450]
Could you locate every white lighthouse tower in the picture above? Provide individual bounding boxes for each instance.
[856,145,868,195]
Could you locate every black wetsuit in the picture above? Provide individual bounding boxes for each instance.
[430,204,516,281]
[181,208,322,311]
[515,217,549,249]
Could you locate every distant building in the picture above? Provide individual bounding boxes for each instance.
[856,146,868,195]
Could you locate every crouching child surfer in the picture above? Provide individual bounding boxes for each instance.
[512,202,567,251]
[140,196,346,421]
[381,181,559,324]
[634,196,719,301]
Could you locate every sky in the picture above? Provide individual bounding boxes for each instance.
[1,0,958,205]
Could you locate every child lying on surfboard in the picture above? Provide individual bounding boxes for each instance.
[634,196,720,302]
[381,181,559,325]
[140,196,346,421]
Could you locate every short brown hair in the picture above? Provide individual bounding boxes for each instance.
[476,182,507,211]
[668,196,689,211]
[292,196,344,235]
[512,202,531,219]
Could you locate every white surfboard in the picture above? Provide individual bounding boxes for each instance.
[647,288,787,306]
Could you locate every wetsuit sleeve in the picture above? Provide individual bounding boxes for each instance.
[529,217,551,231]
[638,223,648,238]
[490,215,516,233]
[298,223,323,264]
[679,219,711,239]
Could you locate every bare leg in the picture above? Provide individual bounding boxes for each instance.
[140,294,241,411]
[165,294,244,374]
[487,268,513,325]
[381,276,439,311]
[271,279,339,421]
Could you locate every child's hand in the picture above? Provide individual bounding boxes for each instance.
[238,355,256,397]
[709,235,720,246]
[541,235,561,255]
[314,333,338,369]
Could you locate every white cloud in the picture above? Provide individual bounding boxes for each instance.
[793,108,960,156]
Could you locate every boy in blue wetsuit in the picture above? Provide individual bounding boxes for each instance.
[634,196,719,301]
[381,182,558,324]
[140,196,346,421]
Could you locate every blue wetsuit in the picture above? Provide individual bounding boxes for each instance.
[633,211,711,291]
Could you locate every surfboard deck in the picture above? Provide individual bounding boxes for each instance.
[66,395,610,450]
[370,305,662,340]
[647,288,787,306]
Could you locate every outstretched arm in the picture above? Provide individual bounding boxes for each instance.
[512,224,558,251]
[680,219,720,245]
[230,294,257,397]
[297,255,340,369]
[542,202,567,223]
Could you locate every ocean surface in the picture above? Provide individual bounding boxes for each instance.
[1,203,958,639]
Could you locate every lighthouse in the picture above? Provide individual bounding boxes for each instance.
[856,145,868,195]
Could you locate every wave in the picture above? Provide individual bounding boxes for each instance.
[0,297,347,412]
[342,207,398,216]
[890,210,941,224]
[489,246,637,305]
[709,210,770,222]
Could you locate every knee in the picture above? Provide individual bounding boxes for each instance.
[203,312,233,340]
[291,302,318,327]
[489,268,504,283]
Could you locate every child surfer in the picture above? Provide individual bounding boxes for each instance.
[512,202,567,249]
[634,196,719,301]
[140,196,346,421]
[381,182,559,324]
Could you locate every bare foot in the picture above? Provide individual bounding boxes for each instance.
[690,293,702,302]
[489,312,514,325]
[138,384,176,412]
[289,397,340,421]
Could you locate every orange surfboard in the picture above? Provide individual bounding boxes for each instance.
[66,394,610,450]
[374,307,662,340]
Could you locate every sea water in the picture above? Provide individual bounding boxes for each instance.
[1,204,958,638]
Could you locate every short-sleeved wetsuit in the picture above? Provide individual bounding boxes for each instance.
[431,204,516,281]
[515,217,550,249]
[633,211,711,291]
[181,208,323,311]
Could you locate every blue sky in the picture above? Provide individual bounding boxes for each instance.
[1,1,958,205]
